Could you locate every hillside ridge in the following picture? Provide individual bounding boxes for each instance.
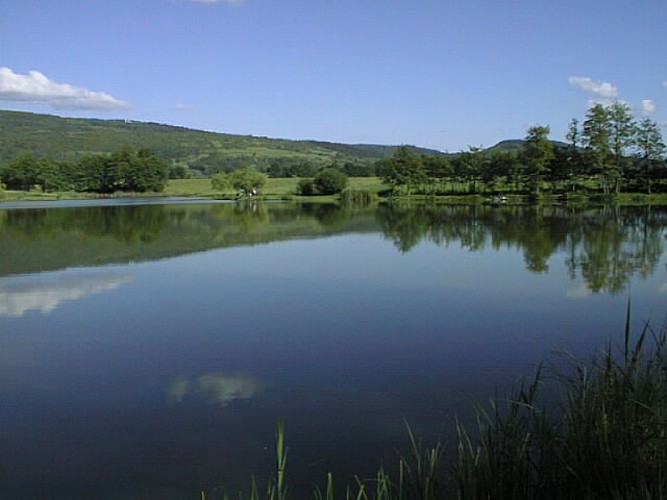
[0,110,444,176]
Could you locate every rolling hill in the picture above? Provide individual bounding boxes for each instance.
[0,110,444,176]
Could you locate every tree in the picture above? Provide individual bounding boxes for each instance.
[607,101,637,193]
[313,167,348,195]
[379,146,427,194]
[77,154,113,193]
[1,154,40,191]
[486,149,517,192]
[211,172,230,192]
[422,155,452,193]
[133,148,169,192]
[582,104,612,193]
[565,118,582,190]
[228,166,267,195]
[453,146,485,193]
[635,117,666,194]
[296,178,315,196]
[169,164,190,179]
[296,168,349,196]
[36,157,70,192]
[521,125,555,195]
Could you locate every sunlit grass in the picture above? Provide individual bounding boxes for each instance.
[165,177,385,200]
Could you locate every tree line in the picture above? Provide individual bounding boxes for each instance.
[1,101,664,197]
[0,148,169,194]
[377,102,666,196]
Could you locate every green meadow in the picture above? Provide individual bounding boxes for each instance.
[164,177,387,200]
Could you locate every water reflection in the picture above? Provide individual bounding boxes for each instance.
[1,201,666,294]
[167,372,263,407]
[0,272,133,317]
[376,205,666,293]
[1,201,666,499]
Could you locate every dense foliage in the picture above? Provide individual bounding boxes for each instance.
[296,167,349,196]
[211,166,268,195]
[377,103,666,196]
[0,148,168,193]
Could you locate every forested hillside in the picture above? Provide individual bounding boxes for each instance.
[0,110,442,177]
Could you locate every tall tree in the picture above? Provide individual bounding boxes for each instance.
[565,118,582,190]
[454,146,485,194]
[582,104,612,194]
[635,117,666,194]
[607,101,637,193]
[379,146,427,195]
[521,125,554,195]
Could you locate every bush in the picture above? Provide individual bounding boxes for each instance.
[313,168,348,195]
[295,169,348,196]
[296,178,315,196]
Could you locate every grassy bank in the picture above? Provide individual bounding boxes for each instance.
[203,314,667,499]
[163,177,387,201]
[4,177,667,205]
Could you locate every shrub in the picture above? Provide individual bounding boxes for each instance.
[296,178,315,196]
[313,168,348,195]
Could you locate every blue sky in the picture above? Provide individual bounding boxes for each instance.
[2,0,666,152]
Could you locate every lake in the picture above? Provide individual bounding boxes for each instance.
[1,200,665,499]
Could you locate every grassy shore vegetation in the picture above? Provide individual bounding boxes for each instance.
[202,312,667,499]
[165,177,386,202]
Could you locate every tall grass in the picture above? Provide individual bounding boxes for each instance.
[204,313,667,499]
[451,310,667,499]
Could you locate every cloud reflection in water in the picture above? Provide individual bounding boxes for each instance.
[168,372,263,407]
[0,273,134,317]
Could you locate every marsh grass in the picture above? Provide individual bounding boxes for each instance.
[450,308,667,499]
[203,312,667,499]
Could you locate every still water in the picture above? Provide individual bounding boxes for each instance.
[1,200,666,498]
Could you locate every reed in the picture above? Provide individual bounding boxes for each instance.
[204,311,667,499]
[450,308,667,499]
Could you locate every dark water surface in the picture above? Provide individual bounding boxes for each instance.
[1,201,666,498]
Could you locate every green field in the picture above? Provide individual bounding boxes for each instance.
[164,177,386,200]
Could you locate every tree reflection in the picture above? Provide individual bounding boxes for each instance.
[1,202,664,294]
[4,205,169,243]
[376,204,666,293]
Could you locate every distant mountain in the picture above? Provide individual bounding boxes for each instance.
[0,110,444,176]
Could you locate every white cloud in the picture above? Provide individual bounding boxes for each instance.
[642,99,657,115]
[568,76,618,99]
[0,67,129,110]
[175,103,187,110]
